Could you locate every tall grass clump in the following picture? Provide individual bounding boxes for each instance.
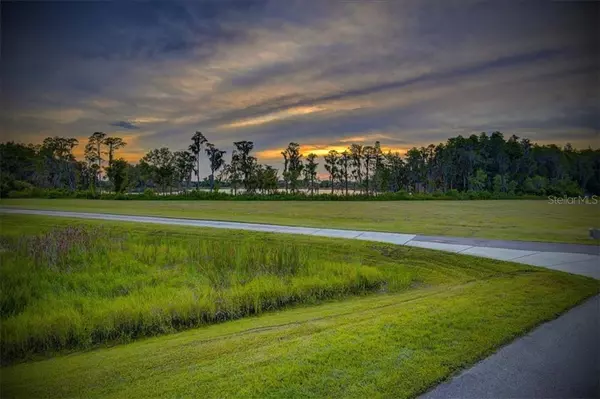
[0,223,388,363]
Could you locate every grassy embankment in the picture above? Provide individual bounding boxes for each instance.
[1,214,388,363]
[0,214,598,398]
[2,198,599,244]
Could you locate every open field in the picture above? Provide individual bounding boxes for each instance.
[2,266,598,398]
[1,214,599,398]
[2,198,599,244]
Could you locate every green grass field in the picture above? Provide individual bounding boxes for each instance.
[1,214,388,362]
[1,214,598,398]
[2,198,599,244]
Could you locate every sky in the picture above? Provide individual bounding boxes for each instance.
[1,0,598,175]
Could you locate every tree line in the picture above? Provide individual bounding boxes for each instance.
[1,131,599,198]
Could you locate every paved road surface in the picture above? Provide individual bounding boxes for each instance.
[2,207,599,399]
[420,296,599,399]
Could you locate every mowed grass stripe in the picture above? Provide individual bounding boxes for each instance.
[2,273,597,399]
[2,198,599,244]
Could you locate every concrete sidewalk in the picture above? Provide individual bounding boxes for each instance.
[2,208,598,279]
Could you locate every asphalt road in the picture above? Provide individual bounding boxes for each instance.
[412,234,599,255]
[1,207,599,398]
[420,295,599,399]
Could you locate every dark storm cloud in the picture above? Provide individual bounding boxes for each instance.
[206,47,567,127]
[110,121,140,130]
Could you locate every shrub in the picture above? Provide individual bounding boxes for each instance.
[74,190,99,199]
[7,189,31,199]
[547,178,583,197]
[479,190,492,200]
[445,189,460,198]
[143,188,155,197]
[45,189,72,199]
[3,187,550,201]
[12,180,35,191]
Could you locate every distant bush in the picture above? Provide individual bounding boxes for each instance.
[546,178,583,197]
[6,187,46,199]
[4,187,554,201]
[6,190,30,199]
[445,189,461,198]
[479,190,493,200]
[12,181,35,191]
[74,190,99,199]
[142,188,156,198]
[45,188,72,199]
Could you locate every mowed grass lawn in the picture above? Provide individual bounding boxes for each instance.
[1,215,598,398]
[2,198,600,244]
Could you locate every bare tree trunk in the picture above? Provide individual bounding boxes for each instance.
[196,157,200,190]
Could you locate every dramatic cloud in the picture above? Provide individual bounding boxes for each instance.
[110,121,140,130]
[1,0,598,175]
